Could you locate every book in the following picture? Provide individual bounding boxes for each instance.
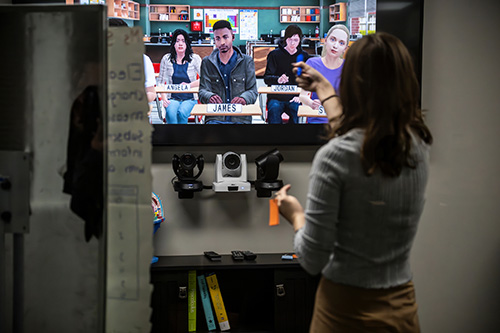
[188,270,196,332]
[197,274,217,331]
[205,273,230,331]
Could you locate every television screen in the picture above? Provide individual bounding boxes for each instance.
[152,0,424,146]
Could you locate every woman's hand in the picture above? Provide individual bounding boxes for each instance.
[293,61,336,101]
[275,184,305,232]
[294,61,343,120]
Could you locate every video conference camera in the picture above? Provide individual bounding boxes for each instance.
[172,153,204,198]
[213,151,251,192]
[254,148,284,197]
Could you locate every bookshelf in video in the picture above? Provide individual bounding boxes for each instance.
[150,254,319,332]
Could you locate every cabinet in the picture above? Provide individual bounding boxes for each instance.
[359,13,376,35]
[150,254,319,332]
[330,3,347,23]
[279,6,321,23]
[149,4,190,22]
[107,0,140,20]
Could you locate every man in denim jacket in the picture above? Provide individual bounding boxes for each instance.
[199,20,258,124]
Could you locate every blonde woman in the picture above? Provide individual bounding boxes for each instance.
[299,25,349,123]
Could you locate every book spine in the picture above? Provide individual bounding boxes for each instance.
[188,270,197,332]
[197,275,217,331]
[205,273,230,331]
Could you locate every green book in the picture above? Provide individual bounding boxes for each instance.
[188,270,197,332]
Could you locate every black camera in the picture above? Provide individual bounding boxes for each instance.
[172,153,204,198]
[254,149,284,197]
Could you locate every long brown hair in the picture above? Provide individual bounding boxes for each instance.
[332,32,432,177]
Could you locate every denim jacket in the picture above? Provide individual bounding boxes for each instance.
[199,47,258,124]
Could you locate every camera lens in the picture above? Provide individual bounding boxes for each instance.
[180,153,196,170]
[224,153,240,170]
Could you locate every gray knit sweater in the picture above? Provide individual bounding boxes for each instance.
[294,128,430,288]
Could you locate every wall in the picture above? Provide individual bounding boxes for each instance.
[133,0,331,44]
[413,0,500,331]
[151,145,318,255]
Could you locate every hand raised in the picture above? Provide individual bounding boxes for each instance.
[293,61,335,97]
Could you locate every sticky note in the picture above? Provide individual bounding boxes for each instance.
[269,199,279,226]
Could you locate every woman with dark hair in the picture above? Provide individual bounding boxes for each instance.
[276,32,432,332]
[158,29,201,124]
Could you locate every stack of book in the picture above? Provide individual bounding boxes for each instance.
[187,271,230,332]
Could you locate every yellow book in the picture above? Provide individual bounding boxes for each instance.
[205,273,230,331]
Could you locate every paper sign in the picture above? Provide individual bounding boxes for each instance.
[271,85,298,92]
[106,26,153,333]
[318,105,326,115]
[207,104,242,113]
[164,83,190,91]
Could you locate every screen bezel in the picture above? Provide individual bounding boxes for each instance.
[152,0,424,147]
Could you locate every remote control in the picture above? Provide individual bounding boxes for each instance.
[231,250,245,261]
[242,250,257,261]
[204,251,221,261]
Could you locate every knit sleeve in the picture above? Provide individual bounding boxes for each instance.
[294,139,348,275]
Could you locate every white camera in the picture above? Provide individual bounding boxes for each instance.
[213,151,251,192]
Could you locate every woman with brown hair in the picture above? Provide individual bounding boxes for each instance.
[276,32,433,332]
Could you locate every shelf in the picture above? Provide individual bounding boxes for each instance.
[329,3,347,23]
[149,4,190,22]
[150,253,318,332]
[279,6,320,23]
[107,0,140,21]
[151,253,301,271]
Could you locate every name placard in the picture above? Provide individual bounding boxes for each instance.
[207,104,243,113]
[164,84,191,91]
[271,85,299,92]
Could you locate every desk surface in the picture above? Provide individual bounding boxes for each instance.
[298,105,328,118]
[191,104,262,116]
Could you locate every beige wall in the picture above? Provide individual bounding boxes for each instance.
[413,0,500,331]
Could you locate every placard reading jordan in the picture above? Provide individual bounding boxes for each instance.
[204,9,239,34]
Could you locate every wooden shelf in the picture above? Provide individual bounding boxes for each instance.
[149,4,190,22]
[107,0,140,21]
[279,6,320,23]
[330,3,347,23]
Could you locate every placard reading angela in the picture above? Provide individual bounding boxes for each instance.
[163,84,191,91]
[207,104,243,113]
[271,85,299,92]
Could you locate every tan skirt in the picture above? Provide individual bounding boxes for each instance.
[310,277,420,333]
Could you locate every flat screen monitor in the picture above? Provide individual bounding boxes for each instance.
[152,0,424,146]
